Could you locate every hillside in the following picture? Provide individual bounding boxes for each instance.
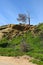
[0,23,43,65]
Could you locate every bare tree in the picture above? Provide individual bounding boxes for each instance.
[27,14,30,25]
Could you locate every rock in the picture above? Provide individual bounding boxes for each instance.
[0,24,35,40]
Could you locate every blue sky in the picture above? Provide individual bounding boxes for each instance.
[0,0,43,25]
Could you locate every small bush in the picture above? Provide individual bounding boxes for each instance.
[0,43,8,48]
[20,40,32,52]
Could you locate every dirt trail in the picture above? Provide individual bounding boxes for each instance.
[0,55,37,65]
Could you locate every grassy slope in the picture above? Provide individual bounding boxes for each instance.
[0,23,43,65]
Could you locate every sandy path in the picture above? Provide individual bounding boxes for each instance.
[0,55,37,65]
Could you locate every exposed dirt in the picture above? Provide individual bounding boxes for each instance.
[0,55,37,65]
[0,24,35,39]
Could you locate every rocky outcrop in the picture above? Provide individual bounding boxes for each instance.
[0,24,35,39]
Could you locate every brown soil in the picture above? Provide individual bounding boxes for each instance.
[0,55,37,65]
